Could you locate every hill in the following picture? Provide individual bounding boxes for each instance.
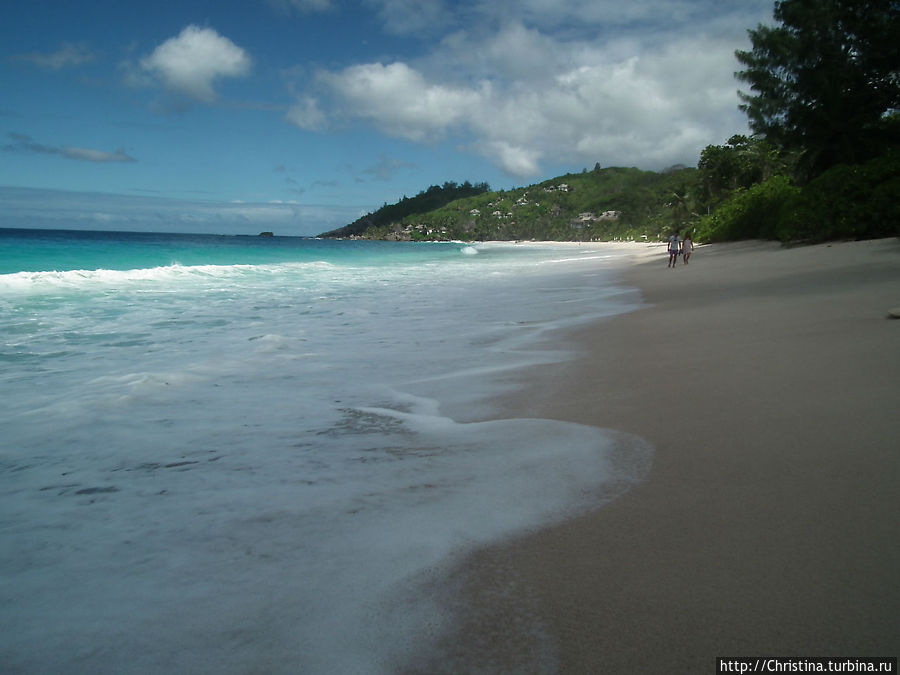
[319,166,697,242]
[319,181,490,239]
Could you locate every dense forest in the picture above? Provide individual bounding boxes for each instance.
[320,0,899,244]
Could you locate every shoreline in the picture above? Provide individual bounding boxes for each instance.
[409,238,900,673]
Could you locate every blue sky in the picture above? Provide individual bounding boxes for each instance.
[2,0,774,236]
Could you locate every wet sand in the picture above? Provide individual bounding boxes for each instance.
[410,238,900,673]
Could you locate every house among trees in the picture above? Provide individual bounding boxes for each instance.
[543,183,570,193]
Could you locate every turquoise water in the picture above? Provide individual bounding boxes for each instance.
[0,227,651,673]
[0,227,463,274]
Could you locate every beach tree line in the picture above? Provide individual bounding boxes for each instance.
[695,0,899,242]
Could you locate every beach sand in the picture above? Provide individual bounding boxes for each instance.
[408,238,900,673]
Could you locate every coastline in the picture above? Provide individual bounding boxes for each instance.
[410,238,900,673]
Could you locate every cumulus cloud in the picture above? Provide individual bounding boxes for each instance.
[277,0,775,177]
[140,25,251,102]
[480,141,542,177]
[12,42,96,70]
[2,133,137,163]
[319,62,479,142]
[297,0,770,178]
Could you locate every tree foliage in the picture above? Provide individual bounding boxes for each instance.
[735,0,900,180]
[413,167,698,242]
[698,0,900,242]
[695,150,900,242]
[794,149,900,239]
[319,181,490,238]
[695,175,801,242]
[698,135,789,203]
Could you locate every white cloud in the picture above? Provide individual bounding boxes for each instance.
[321,62,478,142]
[285,96,326,131]
[303,2,769,178]
[480,141,542,177]
[467,22,563,81]
[140,26,251,103]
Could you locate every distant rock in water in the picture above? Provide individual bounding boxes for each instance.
[259,231,274,237]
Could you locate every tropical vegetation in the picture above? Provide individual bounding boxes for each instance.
[321,166,700,242]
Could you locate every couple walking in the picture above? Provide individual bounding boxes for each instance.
[668,230,693,267]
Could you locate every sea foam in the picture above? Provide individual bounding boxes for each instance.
[0,237,651,673]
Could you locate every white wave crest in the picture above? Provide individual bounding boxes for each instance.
[0,261,337,294]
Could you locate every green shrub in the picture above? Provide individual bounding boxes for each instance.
[695,151,900,242]
[695,175,800,242]
[795,152,900,240]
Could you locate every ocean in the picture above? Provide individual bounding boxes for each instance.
[0,228,652,673]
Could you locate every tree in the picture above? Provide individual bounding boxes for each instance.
[735,0,900,180]
[698,135,787,202]
[668,184,692,227]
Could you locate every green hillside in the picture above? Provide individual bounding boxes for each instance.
[320,166,697,242]
[319,181,490,239]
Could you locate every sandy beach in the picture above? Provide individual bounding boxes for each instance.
[411,238,900,673]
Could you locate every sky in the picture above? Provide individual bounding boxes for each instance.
[1,0,775,236]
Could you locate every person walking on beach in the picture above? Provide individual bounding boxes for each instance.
[667,230,681,268]
[682,231,693,264]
